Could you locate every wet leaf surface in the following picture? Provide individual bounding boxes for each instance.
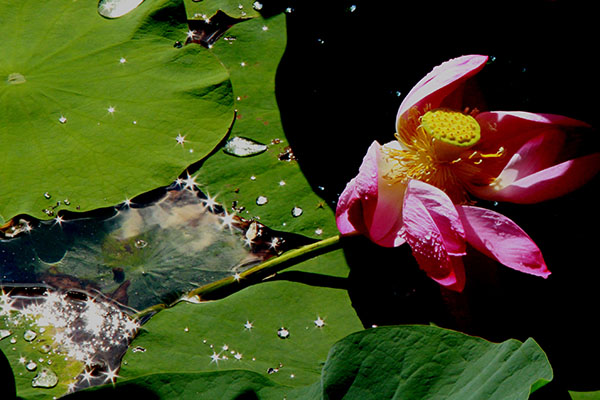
[0,0,234,225]
[0,286,138,398]
[195,13,337,239]
[70,248,362,398]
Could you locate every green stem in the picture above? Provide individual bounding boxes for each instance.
[192,234,342,297]
[134,234,343,320]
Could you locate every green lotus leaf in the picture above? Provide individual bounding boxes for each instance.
[570,391,600,400]
[0,0,234,225]
[195,13,337,239]
[66,323,553,399]
[118,248,361,385]
[320,325,553,399]
[184,0,261,20]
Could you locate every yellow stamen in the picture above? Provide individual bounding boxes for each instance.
[382,107,503,204]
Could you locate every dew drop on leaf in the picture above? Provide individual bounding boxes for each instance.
[256,196,268,206]
[223,136,268,157]
[291,207,303,217]
[277,327,290,339]
[31,367,59,388]
[98,0,144,18]
[23,329,37,342]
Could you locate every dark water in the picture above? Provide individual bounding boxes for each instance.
[275,1,598,396]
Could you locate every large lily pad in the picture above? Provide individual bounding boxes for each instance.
[118,249,361,388]
[66,324,552,399]
[196,12,337,239]
[320,325,552,399]
[0,0,234,225]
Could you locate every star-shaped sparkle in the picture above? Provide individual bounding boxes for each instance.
[202,192,219,212]
[175,133,186,146]
[209,351,221,365]
[182,172,199,191]
[101,365,120,385]
[53,215,65,227]
[314,317,325,328]
[220,210,236,231]
[107,106,116,114]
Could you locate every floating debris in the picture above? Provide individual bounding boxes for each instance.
[278,146,297,161]
[223,136,268,157]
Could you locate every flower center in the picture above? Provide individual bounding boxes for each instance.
[420,108,482,162]
[421,108,481,146]
[382,107,501,204]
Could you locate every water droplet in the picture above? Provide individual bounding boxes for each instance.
[58,116,67,124]
[0,330,11,340]
[256,196,268,206]
[267,367,279,374]
[132,346,146,353]
[291,207,303,217]
[314,228,323,235]
[63,198,70,205]
[7,72,26,85]
[252,1,263,10]
[26,361,37,371]
[43,192,51,199]
[10,337,17,344]
[348,4,357,12]
[277,327,290,339]
[31,367,58,388]
[173,41,183,48]
[24,330,37,342]
[40,344,52,354]
[223,136,267,157]
[98,0,144,18]
[134,239,148,249]
[184,327,189,332]
[314,317,325,328]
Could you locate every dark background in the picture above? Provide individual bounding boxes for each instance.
[273,0,599,397]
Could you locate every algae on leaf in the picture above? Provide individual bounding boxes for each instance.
[0,0,234,225]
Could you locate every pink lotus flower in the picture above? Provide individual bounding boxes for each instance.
[336,55,599,292]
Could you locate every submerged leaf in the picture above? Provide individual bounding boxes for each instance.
[0,189,268,310]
